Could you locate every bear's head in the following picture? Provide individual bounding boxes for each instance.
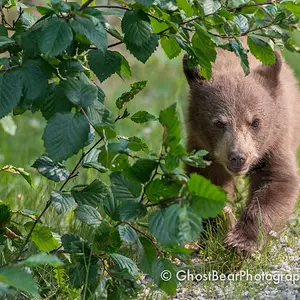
[183,52,282,176]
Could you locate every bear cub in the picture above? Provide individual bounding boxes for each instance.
[183,48,300,255]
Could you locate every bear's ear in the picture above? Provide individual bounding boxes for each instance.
[183,54,205,85]
[253,50,282,90]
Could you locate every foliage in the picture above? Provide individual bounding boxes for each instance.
[0,0,299,298]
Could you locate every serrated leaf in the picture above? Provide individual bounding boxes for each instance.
[75,204,102,226]
[21,253,63,266]
[0,203,12,229]
[109,253,138,276]
[32,153,69,182]
[282,1,300,17]
[161,36,181,59]
[122,10,152,46]
[0,267,38,297]
[118,201,147,221]
[146,179,181,203]
[110,172,142,203]
[202,0,221,15]
[41,83,73,120]
[233,15,248,33]
[21,59,52,102]
[192,23,217,79]
[137,237,156,274]
[50,190,76,214]
[247,36,275,65]
[227,39,249,75]
[24,222,60,252]
[61,234,89,253]
[39,17,73,56]
[60,76,97,108]
[93,221,121,253]
[72,15,107,51]
[117,53,132,78]
[116,81,147,109]
[130,110,156,123]
[118,225,138,244]
[129,159,157,183]
[188,173,226,218]
[103,189,120,221]
[71,179,109,207]
[0,36,14,50]
[82,149,108,173]
[125,34,159,63]
[88,49,122,82]
[0,70,22,119]
[43,112,90,162]
[59,59,85,77]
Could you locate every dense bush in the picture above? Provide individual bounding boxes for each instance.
[0,0,299,298]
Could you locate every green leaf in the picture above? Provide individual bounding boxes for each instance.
[43,112,90,162]
[118,201,147,221]
[21,253,63,266]
[0,36,14,50]
[61,234,88,253]
[181,149,210,169]
[72,15,107,51]
[93,221,121,253]
[188,173,226,218]
[145,179,181,203]
[118,224,138,244]
[59,59,85,77]
[0,267,38,297]
[121,10,152,46]
[109,253,138,276]
[130,110,156,123]
[282,1,300,17]
[152,258,177,295]
[233,15,248,33]
[192,23,217,79]
[117,53,132,78]
[110,172,142,202]
[227,39,249,75]
[129,159,157,183]
[21,59,52,102]
[247,36,275,65]
[116,81,147,109]
[0,70,22,119]
[136,0,154,6]
[149,205,179,246]
[86,92,114,128]
[41,83,73,120]
[137,236,156,274]
[0,165,33,187]
[60,76,97,108]
[202,0,221,15]
[125,34,159,63]
[24,222,60,252]
[88,49,122,82]
[0,203,12,229]
[0,24,8,37]
[75,204,102,226]
[103,189,120,221]
[161,36,181,59]
[50,190,76,214]
[82,149,108,173]
[32,153,69,182]
[177,0,193,17]
[39,17,73,56]
[71,179,109,207]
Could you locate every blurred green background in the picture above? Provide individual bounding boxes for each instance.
[1,29,300,234]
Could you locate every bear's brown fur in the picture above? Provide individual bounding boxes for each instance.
[183,47,300,255]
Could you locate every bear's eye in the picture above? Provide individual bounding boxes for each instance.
[251,119,260,128]
[214,120,225,129]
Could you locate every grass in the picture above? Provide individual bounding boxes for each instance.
[1,38,300,298]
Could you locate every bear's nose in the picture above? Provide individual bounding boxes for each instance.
[229,151,246,170]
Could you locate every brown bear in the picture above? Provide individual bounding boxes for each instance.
[183,46,300,255]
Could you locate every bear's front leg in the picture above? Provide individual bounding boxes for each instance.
[225,154,300,255]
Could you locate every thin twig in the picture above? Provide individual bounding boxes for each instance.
[79,0,95,11]
[89,5,129,10]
